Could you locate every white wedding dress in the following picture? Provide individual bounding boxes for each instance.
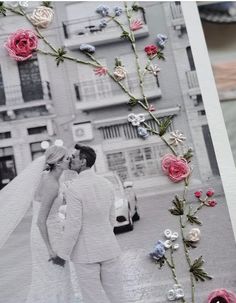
[25,195,81,303]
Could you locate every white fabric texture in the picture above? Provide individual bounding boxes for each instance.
[0,156,46,249]
[74,258,124,303]
[57,169,121,263]
[26,200,79,303]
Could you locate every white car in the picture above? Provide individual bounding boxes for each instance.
[102,172,140,233]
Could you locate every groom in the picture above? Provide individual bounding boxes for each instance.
[53,144,124,303]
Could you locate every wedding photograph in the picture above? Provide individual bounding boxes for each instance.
[0,1,236,303]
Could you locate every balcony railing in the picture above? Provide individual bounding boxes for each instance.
[186,70,199,89]
[186,70,201,100]
[170,2,185,35]
[63,10,148,49]
[74,72,161,110]
[0,81,52,111]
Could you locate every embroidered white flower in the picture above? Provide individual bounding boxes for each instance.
[173,243,179,250]
[147,64,161,76]
[164,240,172,249]
[30,6,54,29]
[187,228,201,242]
[170,231,178,241]
[169,130,186,146]
[127,113,145,126]
[164,229,172,239]
[167,284,184,301]
[113,66,127,81]
[18,1,28,7]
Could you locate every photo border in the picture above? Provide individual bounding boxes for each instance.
[182,1,236,240]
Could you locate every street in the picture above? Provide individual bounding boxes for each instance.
[0,191,236,303]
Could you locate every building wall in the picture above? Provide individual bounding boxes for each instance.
[0,2,218,191]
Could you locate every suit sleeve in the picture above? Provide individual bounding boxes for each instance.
[109,187,116,228]
[57,185,82,260]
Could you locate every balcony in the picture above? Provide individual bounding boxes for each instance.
[170,2,185,36]
[74,72,161,111]
[63,11,149,49]
[186,70,201,100]
[0,81,53,122]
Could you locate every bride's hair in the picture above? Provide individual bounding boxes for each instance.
[44,145,67,171]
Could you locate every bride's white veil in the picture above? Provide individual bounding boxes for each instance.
[0,155,46,249]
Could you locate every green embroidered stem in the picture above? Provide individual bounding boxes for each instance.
[5,5,24,16]
[180,216,195,303]
[124,2,149,109]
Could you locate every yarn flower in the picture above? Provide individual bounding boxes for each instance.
[194,190,202,198]
[169,130,186,146]
[96,4,110,17]
[113,66,127,81]
[30,5,54,28]
[144,44,158,56]
[130,19,143,31]
[161,154,191,183]
[113,6,123,16]
[99,19,107,29]
[79,44,96,54]
[94,66,108,76]
[208,289,236,303]
[128,113,145,126]
[187,228,201,242]
[147,64,161,76]
[208,200,217,207]
[157,33,168,49]
[167,284,184,301]
[149,240,165,260]
[137,126,149,139]
[206,188,214,197]
[4,29,38,61]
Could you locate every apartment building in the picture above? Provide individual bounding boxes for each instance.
[0,1,219,190]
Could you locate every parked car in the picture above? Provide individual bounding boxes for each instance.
[102,172,140,233]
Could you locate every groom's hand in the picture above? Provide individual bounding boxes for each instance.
[51,256,66,267]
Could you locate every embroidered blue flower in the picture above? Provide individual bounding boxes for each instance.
[137,126,149,139]
[156,33,168,49]
[150,240,165,260]
[114,6,123,16]
[96,5,110,17]
[79,44,96,54]
[99,19,108,29]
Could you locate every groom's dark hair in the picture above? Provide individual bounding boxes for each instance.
[74,144,96,168]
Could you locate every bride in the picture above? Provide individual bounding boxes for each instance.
[0,145,80,303]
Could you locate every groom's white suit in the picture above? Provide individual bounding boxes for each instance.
[57,169,124,303]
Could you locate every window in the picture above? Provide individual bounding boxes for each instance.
[202,125,220,175]
[18,55,43,102]
[27,126,47,135]
[0,66,6,106]
[30,141,48,160]
[0,147,16,189]
[106,144,169,181]
[186,46,196,71]
[0,132,11,139]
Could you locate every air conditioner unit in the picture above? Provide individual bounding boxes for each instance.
[72,122,93,142]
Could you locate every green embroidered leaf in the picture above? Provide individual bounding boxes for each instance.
[120,31,130,40]
[55,47,67,66]
[169,195,184,216]
[190,256,212,282]
[159,116,173,136]
[183,148,194,162]
[128,98,138,106]
[0,2,7,16]
[131,2,145,12]
[157,50,165,60]
[41,1,53,8]
[183,238,197,249]
[115,57,122,67]
[187,214,202,225]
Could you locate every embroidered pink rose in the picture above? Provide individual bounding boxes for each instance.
[161,154,191,183]
[130,19,143,31]
[94,66,108,76]
[4,29,38,61]
[208,288,236,303]
[206,188,214,197]
[208,200,217,207]
[194,190,202,198]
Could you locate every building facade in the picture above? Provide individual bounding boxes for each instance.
[0,1,219,191]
